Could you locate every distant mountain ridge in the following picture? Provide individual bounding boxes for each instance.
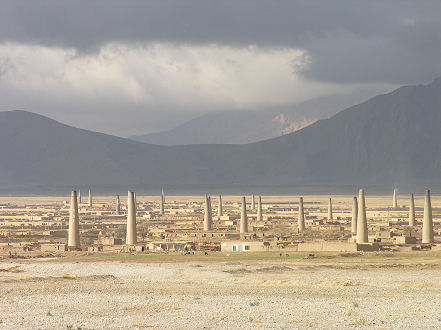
[0,111,216,189]
[248,78,441,186]
[1,78,441,191]
[130,91,381,145]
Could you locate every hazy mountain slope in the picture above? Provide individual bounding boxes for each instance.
[244,78,441,186]
[1,78,440,191]
[174,78,441,188]
[130,91,379,145]
[0,111,231,188]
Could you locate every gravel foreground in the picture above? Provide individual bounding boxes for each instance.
[0,254,441,329]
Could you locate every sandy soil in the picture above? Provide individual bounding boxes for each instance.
[0,252,440,329]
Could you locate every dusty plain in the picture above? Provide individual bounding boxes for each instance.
[1,251,441,329]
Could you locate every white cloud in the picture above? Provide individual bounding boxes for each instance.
[0,42,386,136]
[0,42,350,109]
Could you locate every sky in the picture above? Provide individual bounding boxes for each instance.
[0,0,440,137]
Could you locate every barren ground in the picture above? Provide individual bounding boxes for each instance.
[1,251,440,329]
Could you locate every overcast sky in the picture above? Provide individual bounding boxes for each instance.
[0,0,440,136]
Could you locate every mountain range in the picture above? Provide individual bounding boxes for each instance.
[1,78,441,193]
[129,90,381,145]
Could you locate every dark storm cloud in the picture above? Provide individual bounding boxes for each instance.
[0,0,440,137]
[1,0,441,84]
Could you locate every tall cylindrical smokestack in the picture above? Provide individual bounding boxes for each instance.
[88,189,92,207]
[126,191,137,245]
[356,189,368,243]
[328,198,333,221]
[203,194,213,231]
[240,196,248,233]
[393,188,398,209]
[160,190,165,216]
[218,195,223,217]
[298,197,305,232]
[422,190,434,244]
[409,193,415,227]
[68,190,80,248]
[257,196,263,221]
[116,195,121,215]
[351,196,358,234]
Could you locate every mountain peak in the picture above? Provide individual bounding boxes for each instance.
[0,109,54,121]
[130,92,377,145]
